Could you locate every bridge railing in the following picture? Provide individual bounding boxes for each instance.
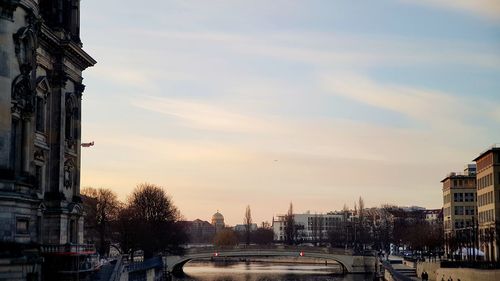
[182,245,360,256]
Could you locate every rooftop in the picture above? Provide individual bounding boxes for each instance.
[441,172,476,182]
[473,144,500,162]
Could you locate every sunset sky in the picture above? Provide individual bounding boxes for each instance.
[79,0,500,225]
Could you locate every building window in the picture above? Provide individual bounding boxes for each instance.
[465,193,474,202]
[453,193,464,202]
[37,216,42,242]
[65,100,74,140]
[454,220,465,229]
[10,118,21,171]
[69,219,77,243]
[65,96,79,147]
[454,206,464,215]
[35,96,45,132]
[16,218,29,234]
[35,165,42,190]
[465,206,475,216]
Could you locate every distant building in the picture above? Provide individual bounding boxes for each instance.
[473,145,500,261]
[272,212,344,242]
[423,208,443,224]
[234,223,258,233]
[211,211,225,231]
[184,219,216,244]
[441,164,477,257]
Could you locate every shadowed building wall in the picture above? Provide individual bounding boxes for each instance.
[0,1,95,280]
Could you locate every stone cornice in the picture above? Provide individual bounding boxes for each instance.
[39,24,96,72]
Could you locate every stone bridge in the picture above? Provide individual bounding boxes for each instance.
[164,246,376,275]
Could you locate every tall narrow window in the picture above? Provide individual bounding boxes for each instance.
[65,101,73,140]
[35,96,45,132]
[10,118,21,172]
[35,164,44,191]
[37,216,42,243]
[65,97,78,150]
[69,219,77,243]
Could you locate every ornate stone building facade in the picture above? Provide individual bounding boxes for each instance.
[0,1,95,280]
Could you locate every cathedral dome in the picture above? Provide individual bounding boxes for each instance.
[211,211,225,229]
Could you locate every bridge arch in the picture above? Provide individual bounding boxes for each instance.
[167,250,353,276]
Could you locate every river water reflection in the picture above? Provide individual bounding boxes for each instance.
[174,262,374,281]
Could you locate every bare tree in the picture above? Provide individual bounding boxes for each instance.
[214,228,238,247]
[312,213,319,245]
[357,196,366,250]
[318,215,324,246]
[115,205,139,258]
[358,197,365,220]
[123,183,187,258]
[244,205,252,245]
[82,187,120,256]
[312,213,324,246]
[284,202,296,245]
[252,227,274,245]
[377,204,394,252]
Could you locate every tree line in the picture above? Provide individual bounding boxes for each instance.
[82,183,187,259]
[82,185,275,259]
[281,198,443,256]
[211,205,274,247]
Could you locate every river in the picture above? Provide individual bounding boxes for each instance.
[172,261,375,281]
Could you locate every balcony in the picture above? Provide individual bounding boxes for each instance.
[41,244,100,279]
[41,243,96,256]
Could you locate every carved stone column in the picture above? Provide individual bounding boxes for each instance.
[47,69,67,194]
[0,1,19,173]
[73,82,84,197]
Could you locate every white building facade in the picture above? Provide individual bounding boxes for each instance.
[273,212,345,243]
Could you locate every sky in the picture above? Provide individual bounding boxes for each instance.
[79,0,500,226]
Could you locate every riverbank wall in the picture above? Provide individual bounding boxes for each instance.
[435,268,500,281]
[415,261,440,281]
[416,261,500,281]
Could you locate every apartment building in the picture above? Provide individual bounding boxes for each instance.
[441,165,477,257]
[473,145,500,261]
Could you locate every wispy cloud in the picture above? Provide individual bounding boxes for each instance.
[90,29,500,72]
[401,0,500,22]
[132,96,277,134]
[321,73,492,133]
